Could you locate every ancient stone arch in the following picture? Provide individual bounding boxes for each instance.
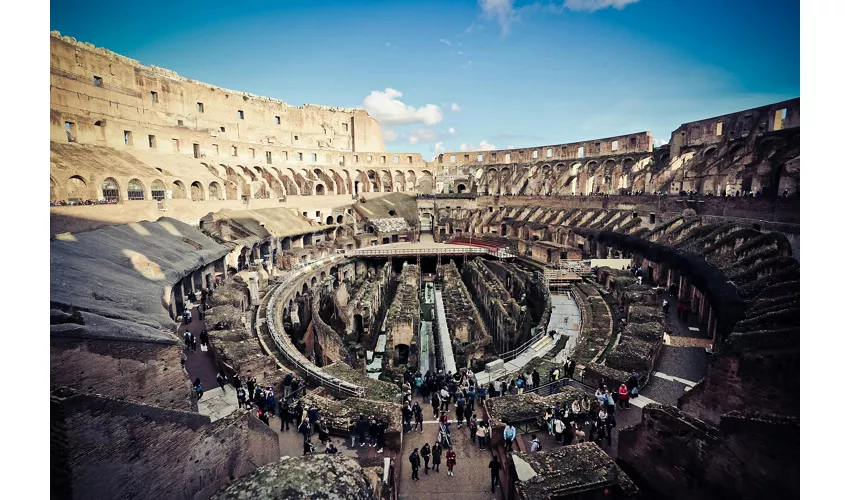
[172,180,187,199]
[151,179,166,201]
[102,177,121,202]
[208,181,223,200]
[127,178,145,200]
[190,181,205,201]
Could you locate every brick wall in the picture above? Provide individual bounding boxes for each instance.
[50,338,195,412]
[53,390,279,500]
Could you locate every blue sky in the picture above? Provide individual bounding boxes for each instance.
[51,0,800,157]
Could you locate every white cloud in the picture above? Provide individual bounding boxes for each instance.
[434,142,446,155]
[477,0,639,34]
[652,138,669,148]
[448,127,456,135]
[439,38,452,46]
[408,128,438,145]
[563,0,640,12]
[450,103,461,112]
[458,51,464,55]
[383,128,400,142]
[385,42,392,47]
[362,88,443,126]
[478,0,519,34]
[460,140,496,152]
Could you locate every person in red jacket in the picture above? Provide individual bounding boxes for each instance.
[446,448,457,477]
[618,383,630,409]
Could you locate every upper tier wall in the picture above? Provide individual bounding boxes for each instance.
[433,131,654,166]
[49,32,386,153]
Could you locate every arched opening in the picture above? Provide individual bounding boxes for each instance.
[326,216,333,225]
[66,175,88,201]
[302,283,308,294]
[315,184,325,195]
[190,181,205,201]
[311,277,317,287]
[353,314,364,340]
[457,183,467,194]
[151,179,166,201]
[394,344,410,365]
[303,234,312,247]
[101,177,120,202]
[208,181,222,200]
[127,178,145,200]
[172,180,187,199]
[336,215,344,224]
[282,236,292,250]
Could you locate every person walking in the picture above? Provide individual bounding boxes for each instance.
[376,419,387,454]
[216,372,227,392]
[618,383,630,409]
[280,401,291,431]
[504,423,517,452]
[532,369,540,390]
[530,434,542,452]
[236,387,247,409]
[298,418,311,443]
[554,416,565,444]
[446,448,457,477]
[431,391,441,419]
[409,448,421,481]
[489,455,502,493]
[413,403,424,433]
[200,329,210,349]
[190,333,197,352]
[303,438,314,455]
[356,414,368,447]
[662,299,669,316]
[440,386,450,412]
[476,422,488,450]
[431,441,442,472]
[193,378,203,400]
[420,443,431,475]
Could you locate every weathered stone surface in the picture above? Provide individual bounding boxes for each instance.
[513,442,640,499]
[485,386,594,427]
[618,404,798,500]
[211,454,377,500]
[323,362,399,402]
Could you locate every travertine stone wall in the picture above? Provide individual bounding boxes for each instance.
[386,263,421,366]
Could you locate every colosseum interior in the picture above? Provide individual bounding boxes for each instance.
[49,29,800,500]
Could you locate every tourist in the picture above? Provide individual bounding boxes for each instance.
[313,420,327,446]
[303,438,314,455]
[193,378,203,400]
[431,387,441,419]
[662,299,669,316]
[532,369,540,389]
[477,384,487,405]
[504,423,517,452]
[516,376,525,394]
[200,329,210,349]
[432,441,442,472]
[409,448,421,481]
[545,408,554,436]
[501,379,509,397]
[402,403,413,432]
[280,401,291,431]
[376,419,387,453]
[440,386,450,412]
[257,408,269,426]
[463,403,473,427]
[357,414,368,446]
[554,415,566,444]
[237,387,247,409]
[530,434,542,452]
[682,304,691,322]
[488,382,497,398]
[489,455,502,492]
[369,416,379,447]
[183,331,192,349]
[595,385,607,405]
[347,417,357,447]
[216,371,227,392]
[265,391,276,418]
[190,333,197,352]
[324,442,338,454]
[413,402,424,433]
[466,384,477,410]
[525,370,534,391]
[565,357,576,379]
[468,414,478,442]
[420,443,431,474]
[573,422,586,442]
[298,418,311,442]
[246,377,256,400]
[476,421,488,450]
[446,448,457,477]
[618,383,630,409]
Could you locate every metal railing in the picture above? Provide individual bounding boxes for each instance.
[345,246,511,258]
[496,329,548,362]
[258,255,365,398]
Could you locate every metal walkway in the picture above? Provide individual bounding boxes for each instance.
[419,321,432,374]
[434,288,457,374]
